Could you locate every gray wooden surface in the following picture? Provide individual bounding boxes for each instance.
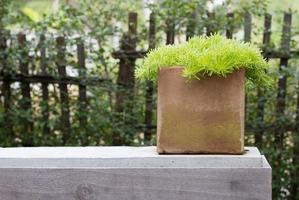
[0,147,271,200]
[0,146,263,168]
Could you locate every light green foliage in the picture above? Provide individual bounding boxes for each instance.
[136,34,271,87]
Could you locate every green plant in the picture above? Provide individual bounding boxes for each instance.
[136,34,271,87]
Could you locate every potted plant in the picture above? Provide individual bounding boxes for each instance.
[136,34,271,154]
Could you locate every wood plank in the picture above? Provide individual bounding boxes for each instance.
[244,12,252,42]
[243,11,252,127]
[114,12,138,145]
[0,31,14,143]
[39,34,50,136]
[166,18,175,44]
[262,14,272,46]
[206,11,216,36]
[0,167,271,200]
[0,146,265,168]
[226,12,234,39]
[112,50,299,60]
[18,33,33,146]
[274,12,292,196]
[275,12,292,147]
[144,12,156,143]
[56,36,71,144]
[0,74,108,85]
[77,40,88,145]
[0,147,271,200]
[186,11,197,41]
[112,50,147,59]
[115,12,138,109]
[255,13,272,148]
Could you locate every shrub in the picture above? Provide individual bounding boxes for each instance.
[135,34,271,87]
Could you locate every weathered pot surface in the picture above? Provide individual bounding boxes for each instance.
[157,67,245,154]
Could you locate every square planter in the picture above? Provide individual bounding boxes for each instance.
[157,67,245,154]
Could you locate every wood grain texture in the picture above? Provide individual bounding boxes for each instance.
[39,34,50,136]
[144,12,156,143]
[0,31,14,140]
[56,36,71,144]
[77,40,88,144]
[18,33,33,146]
[0,147,271,200]
[0,167,271,200]
[0,147,264,168]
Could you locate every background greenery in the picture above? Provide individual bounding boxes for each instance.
[0,0,299,199]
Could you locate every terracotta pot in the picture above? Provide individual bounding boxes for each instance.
[157,67,245,154]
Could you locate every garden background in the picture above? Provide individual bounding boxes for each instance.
[0,0,299,199]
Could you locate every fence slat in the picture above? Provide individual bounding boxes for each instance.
[144,12,156,143]
[166,18,175,44]
[226,12,234,39]
[206,11,216,36]
[186,12,197,41]
[39,34,50,137]
[0,74,107,85]
[0,31,14,142]
[114,12,138,145]
[273,12,292,197]
[18,33,33,146]
[243,12,252,127]
[255,13,272,148]
[263,14,272,46]
[115,12,137,112]
[56,36,71,144]
[244,11,252,42]
[77,40,88,145]
[275,12,292,147]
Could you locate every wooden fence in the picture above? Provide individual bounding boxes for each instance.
[0,11,298,147]
[0,32,109,145]
[0,10,299,197]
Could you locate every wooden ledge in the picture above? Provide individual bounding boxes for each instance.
[0,146,271,200]
[0,146,269,168]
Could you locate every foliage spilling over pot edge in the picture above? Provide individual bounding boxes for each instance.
[136,34,271,87]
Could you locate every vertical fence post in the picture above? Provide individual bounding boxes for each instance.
[255,13,272,148]
[114,12,138,145]
[186,12,197,41]
[56,36,71,144]
[244,11,252,43]
[243,11,252,130]
[273,12,292,197]
[226,12,234,39]
[77,39,88,145]
[0,31,14,143]
[39,34,50,137]
[166,18,175,44]
[275,12,292,147]
[206,11,216,36]
[144,12,156,144]
[18,33,33,146]
[262,14,272,46]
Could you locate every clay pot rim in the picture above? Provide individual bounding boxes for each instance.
[158,66,245,79]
